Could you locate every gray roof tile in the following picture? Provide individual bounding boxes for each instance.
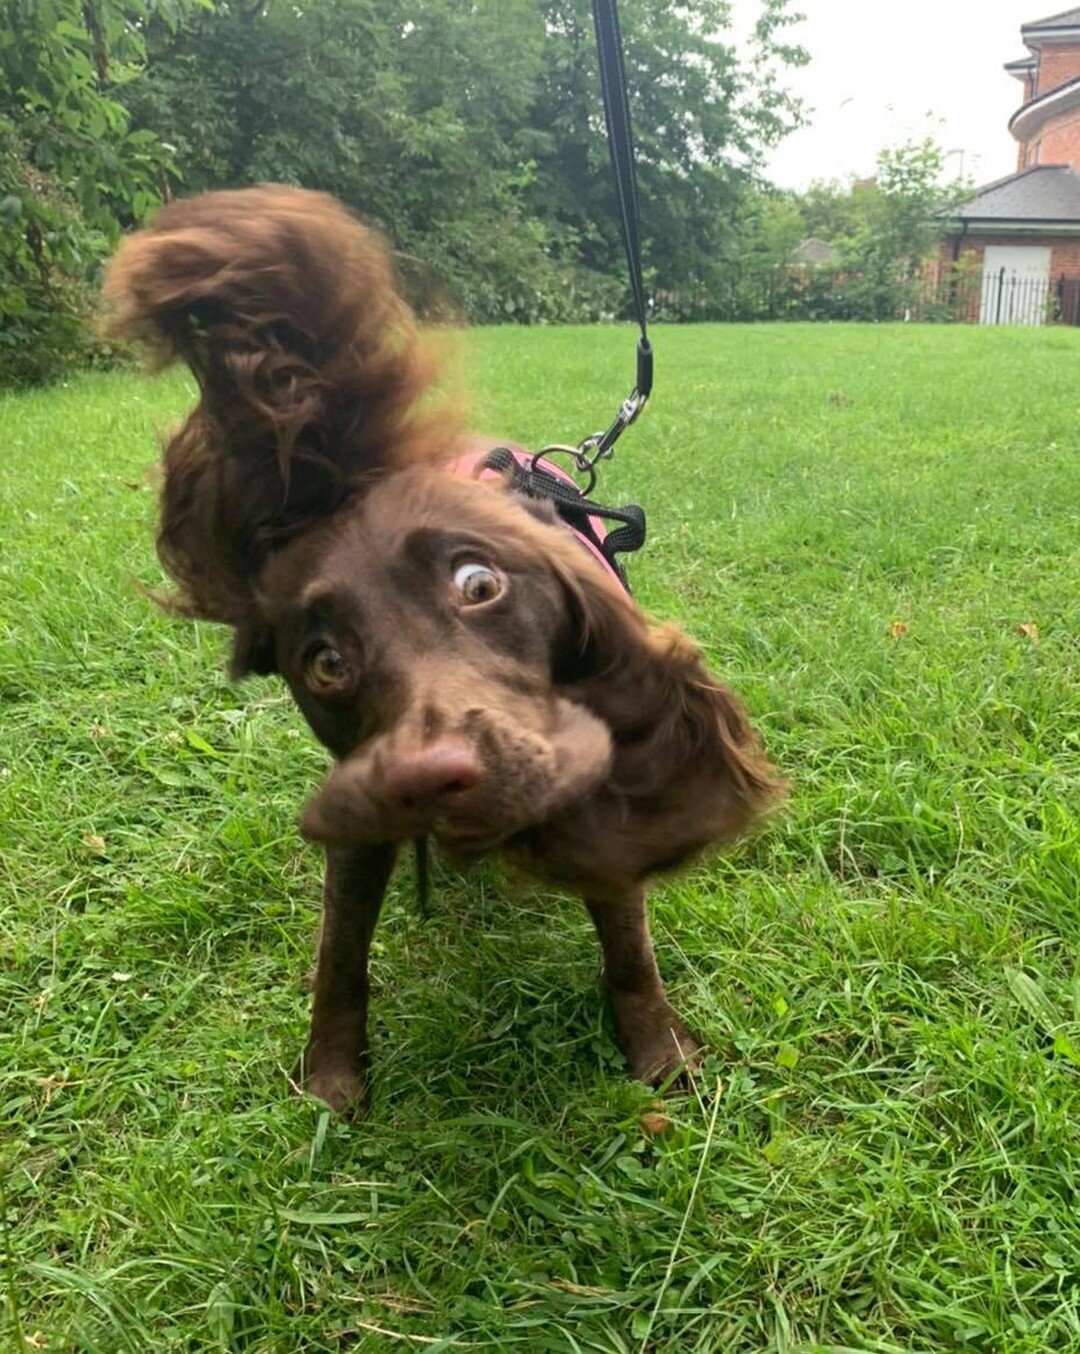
[953,164,1080,222]
[1023,8,1080,33]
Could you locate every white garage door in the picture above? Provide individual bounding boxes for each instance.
[979,245,1052,325]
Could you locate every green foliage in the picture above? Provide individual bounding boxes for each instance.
[4,325,1080,1347]
[0,120,101,385]
[116,0,806,323]
[772,139,971,322]
[1,0,806,379]
[830,140,956,320]
[0,0,210,385]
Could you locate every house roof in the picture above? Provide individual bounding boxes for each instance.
[1022,8,1080,40]
[948,164,1080,226]
[792,237,838,265]
[1009,72,1080,139]
[1005,54,1037,82]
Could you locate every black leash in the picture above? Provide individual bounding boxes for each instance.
[538,0,652,486]
[583,0,653,470]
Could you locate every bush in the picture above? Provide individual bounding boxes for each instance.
[0,123,116,388]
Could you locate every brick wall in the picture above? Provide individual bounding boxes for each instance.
[945,234,1080,279]
[1036,43,1080,96]
[932,234,1080,321]
[1037,105,1080,165]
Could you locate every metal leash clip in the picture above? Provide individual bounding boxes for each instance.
[577,334,654,474]
[534,377,649,496]
[578,385,649,467]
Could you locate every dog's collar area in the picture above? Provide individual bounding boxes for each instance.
[457,446,645,593]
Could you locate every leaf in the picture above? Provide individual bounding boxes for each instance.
[776,1042,800,1070]
[1016,622,1039,645]
[890,620,909,638]
[1053,1032,1080,1067]
[145,766,196,789]
[184,730,223,758]
[206,1281,235,1344]
[1005,967,1060,1036]
[279,1210,374,1226]
[640,1110,672,1136]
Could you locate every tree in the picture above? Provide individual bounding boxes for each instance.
[120,0,807,320]
[0,0,205,383]
[782,140,968,321]
[1,0,809,382]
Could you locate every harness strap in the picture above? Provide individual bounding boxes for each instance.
[481,446,645,592]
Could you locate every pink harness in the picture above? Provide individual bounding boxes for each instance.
[446,445,644,590]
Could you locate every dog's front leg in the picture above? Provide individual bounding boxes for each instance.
[297,843,396,1116]
[585,889,702,1087]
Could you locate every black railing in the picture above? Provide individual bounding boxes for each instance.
[656,266,1080,326]
[980,267,1051,326]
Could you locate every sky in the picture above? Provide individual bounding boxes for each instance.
[735,0,1041,189]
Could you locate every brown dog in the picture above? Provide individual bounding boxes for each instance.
[103,185,781,1115]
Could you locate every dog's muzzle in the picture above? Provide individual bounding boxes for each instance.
[300,699,613,848]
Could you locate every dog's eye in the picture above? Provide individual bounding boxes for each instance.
[453,561,503,606]
[305,644,351,689]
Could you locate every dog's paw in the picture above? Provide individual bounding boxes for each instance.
[291,1053,368,1118]
[623,1009,704,1090]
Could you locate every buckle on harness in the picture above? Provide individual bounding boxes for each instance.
[484,446,646,591]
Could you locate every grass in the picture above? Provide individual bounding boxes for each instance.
[2,321,1080,1352]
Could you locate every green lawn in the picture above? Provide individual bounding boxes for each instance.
[2,322,1080,1353]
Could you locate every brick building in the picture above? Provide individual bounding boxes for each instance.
[941,8,1080,323]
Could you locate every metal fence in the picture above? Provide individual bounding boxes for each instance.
[657,267,1080,326]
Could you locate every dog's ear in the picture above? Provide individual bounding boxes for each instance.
[102,185,456,622]
[553,555,781,841]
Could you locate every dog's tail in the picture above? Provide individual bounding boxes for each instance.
[102,185,453,621]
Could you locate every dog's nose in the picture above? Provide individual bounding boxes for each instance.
[381,741,482,812]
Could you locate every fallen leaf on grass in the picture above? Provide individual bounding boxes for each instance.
[890,620,909,638]
[82,832,107,856]
[1016,622,1039,645]
[35,1076,75,1107]
[640,1110,672,1136]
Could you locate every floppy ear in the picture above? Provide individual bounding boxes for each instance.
[102,184,455,624]
[553,557,782,842]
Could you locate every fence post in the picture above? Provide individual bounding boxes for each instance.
[995,266,1005,325]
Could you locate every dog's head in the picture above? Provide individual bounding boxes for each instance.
[104,186,780,870]
[253,469,619,852]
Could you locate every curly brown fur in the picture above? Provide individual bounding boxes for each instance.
[104,185,783,1115]
[102,184,455,624]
